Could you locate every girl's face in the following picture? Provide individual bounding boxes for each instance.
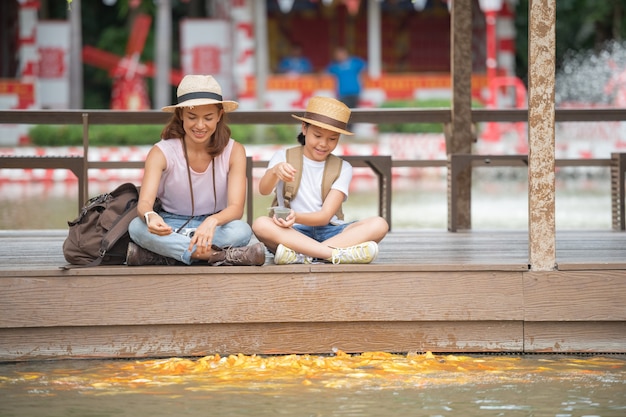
[301,123,341,162]
[182,104,223,144]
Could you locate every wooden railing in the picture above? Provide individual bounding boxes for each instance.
[1,108,625,230]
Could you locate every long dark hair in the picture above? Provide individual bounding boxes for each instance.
[160,105,232,158]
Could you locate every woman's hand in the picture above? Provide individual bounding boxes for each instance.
[188,217,218,253]
[273,209,295,228]
[146,213,173,236]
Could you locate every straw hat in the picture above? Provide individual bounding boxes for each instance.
[162,75,239,113]
[292,96,353,135]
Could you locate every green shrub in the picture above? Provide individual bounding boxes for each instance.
[261,124,299,144]
[28,124,298,146]
[28,125,83,146]
[28,125,164,146]
[229,124,255,143]
[378,99,483,134]
[230,124,298,144]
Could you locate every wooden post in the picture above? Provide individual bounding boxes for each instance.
[611,152,626,230]
[80,113,89,208]
[528,0,557,271]
[447,0,473,231]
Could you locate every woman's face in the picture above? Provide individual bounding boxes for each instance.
[181,104,223,144]
[301,123,341,162]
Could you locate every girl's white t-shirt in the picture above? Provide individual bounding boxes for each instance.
[268,149,352,225]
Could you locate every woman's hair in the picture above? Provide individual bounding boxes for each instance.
[160,105,232,158]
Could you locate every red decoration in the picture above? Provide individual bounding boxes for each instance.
[344,0,360,15]
[38,47,66,79]
[82,13,183,109]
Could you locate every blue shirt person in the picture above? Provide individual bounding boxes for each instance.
[278,45,313,75]
[327,47,366,109]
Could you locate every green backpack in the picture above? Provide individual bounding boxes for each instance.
[271,146,345,220]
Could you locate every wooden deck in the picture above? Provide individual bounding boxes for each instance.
[1,229,625,361]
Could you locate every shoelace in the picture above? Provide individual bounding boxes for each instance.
[222,244,264,266]
[207,245,243,266]
[279,246,299,263]
[293,253,311,264]
[278,247,311,264]
[299,254,313,264]
[331,245,370,264]
[224,246,256,265]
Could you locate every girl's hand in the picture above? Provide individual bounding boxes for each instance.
[273,162,296,182]
[273,209,295,228]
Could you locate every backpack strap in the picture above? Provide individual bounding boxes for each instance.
[283,146,304,207]
[322,153,344,220]
[271,146,303,210]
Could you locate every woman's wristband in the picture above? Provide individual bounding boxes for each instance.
[144,211,157,224]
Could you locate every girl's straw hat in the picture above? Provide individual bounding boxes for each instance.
[162,75,239,113]
[292,96,354,135]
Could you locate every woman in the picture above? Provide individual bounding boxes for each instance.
[127,75,265,266]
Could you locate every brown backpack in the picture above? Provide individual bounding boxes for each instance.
[271,146,345,220]
[62,182,141,268]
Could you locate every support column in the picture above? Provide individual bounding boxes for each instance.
[68,0,83,108]
[528,0,556,270]
[253,0,268,109]
[154,0,171,110]
[447,0,473,231]
[367,0,381,78]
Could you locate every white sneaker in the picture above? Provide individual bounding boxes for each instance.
[274,244,313,265]
[330,241,379,264]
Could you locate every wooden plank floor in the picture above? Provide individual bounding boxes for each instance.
[2,229,625,270]
[0,229,625,361]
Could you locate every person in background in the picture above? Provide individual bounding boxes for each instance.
[278,44,313,75]
[126,74,265,266]
[252,96,388,265]
[326,46,366,109]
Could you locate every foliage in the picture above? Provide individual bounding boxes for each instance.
[28,125,163,146]
[377,99,482,134]
[28,125,84,146]
[225,124,298,144]
[515,0,626,85]
[256,124,300,144]
[27,124,298,146]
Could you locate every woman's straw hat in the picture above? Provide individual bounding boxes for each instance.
[292,96,354,135]
[162,75,239,113]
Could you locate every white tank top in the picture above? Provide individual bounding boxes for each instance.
[155,138,233,216]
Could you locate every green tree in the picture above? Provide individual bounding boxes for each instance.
[515,0,626,84]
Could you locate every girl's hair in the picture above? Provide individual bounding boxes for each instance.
[160,105,232,158]
[297,122,309,145]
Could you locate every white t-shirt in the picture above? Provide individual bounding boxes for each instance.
[268,148,352,225]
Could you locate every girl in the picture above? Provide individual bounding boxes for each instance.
[252,96,388,264]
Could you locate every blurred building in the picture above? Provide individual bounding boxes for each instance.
[0,0,519,143]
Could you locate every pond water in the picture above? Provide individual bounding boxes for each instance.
[0,168,613,230]
[1,352,624,417]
